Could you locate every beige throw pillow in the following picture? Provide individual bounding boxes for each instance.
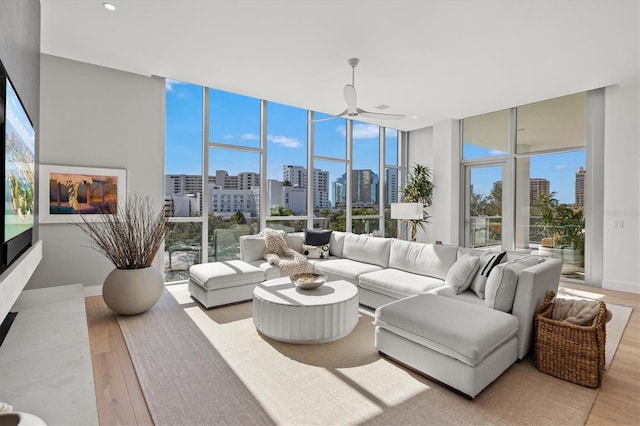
[445,253,480,294]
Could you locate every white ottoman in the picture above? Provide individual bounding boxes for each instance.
[189,260,265,308]
[374,293,519,398]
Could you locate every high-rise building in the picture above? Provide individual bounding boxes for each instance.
[575,167,586,208]
[357,169,378,206]
[165,174,214,195]
[282,165,330,209]
[494,178,550,203]
[385,168,399,205]
[282,165,306,187]
[529,178,550,203]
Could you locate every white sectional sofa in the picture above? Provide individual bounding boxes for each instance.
[234,230,562,398]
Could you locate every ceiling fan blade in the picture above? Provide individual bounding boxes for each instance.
[343,84,357,114]
[356,108,405,120]
[310,109,348,122]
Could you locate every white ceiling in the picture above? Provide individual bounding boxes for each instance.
[40,0,639,132]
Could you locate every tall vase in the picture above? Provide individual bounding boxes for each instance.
[102,266,164,315]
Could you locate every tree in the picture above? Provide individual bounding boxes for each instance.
[270,205,293,216]
[230,210,246,224]
[282,180,292,187]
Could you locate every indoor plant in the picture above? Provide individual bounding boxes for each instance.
[399,164,434,240]
[77,194,167,315]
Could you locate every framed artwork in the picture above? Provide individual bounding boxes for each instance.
[39,164,127,224]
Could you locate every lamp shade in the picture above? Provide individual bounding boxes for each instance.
[390,202,423,220]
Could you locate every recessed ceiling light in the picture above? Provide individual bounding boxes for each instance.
[103,2,117,11]
[412,115,418,119]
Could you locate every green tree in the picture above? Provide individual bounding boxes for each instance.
[230,210,246,224]
[270,205,293,216]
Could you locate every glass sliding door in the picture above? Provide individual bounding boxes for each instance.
[464,164,505,249]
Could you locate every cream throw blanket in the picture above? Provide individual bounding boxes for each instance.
[262,228,310,277]
[552,298,611,326]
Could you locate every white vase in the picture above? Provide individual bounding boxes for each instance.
[102,266,164,315]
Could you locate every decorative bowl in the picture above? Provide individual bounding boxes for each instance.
[291,273,327,290]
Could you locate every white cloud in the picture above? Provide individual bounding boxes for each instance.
[554,164,568,170]
[223,134,234,140]
[165,79,187,92]
[267,135,302,148]
[489,149,508,156]
[336,123,382,140]
[241,133,259,140]
[353,123,380,139]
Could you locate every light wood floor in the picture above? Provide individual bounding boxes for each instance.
[85,282,640,426]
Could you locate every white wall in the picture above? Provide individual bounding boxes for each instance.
[408,82,640,294]
[28,55,164,290]
[407,126,432,242]
[602,79,640,293]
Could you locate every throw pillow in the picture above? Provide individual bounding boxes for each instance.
[484,256,541,312]
[444,253,480,294]
[470,251,507,299]
[304,229,332,246]
[302,243,330,259]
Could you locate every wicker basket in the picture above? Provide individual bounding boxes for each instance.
[534,290,607,388]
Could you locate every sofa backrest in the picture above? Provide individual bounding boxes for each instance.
[389,239,458,280]
[329,231,347,257]
[342,233,392,268]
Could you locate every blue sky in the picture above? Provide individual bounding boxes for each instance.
[165,81,397,190]
[166,80,582,205]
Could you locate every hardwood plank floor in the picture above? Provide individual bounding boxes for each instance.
[85,283,640,425]
[86,296,153,425]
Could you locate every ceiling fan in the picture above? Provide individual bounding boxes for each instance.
[312,58,405,122]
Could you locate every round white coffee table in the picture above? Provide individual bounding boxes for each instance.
[252,277,359,344]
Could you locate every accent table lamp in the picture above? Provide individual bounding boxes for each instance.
[390,202,423,241]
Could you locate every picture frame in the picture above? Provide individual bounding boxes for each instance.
[38,164,127,224]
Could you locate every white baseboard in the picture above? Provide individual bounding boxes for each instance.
[603,280,640,294]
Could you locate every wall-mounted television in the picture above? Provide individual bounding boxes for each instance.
[0,59,35,272]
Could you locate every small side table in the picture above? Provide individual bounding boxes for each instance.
[253,277,359,344]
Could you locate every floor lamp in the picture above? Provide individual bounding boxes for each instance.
[390,203,423,241]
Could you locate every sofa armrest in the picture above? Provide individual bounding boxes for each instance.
[511,257,562,359]
[239,235,266,262]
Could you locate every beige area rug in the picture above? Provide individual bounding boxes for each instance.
[118,285,632,426]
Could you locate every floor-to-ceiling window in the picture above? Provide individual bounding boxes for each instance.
[265,101,308,232]
[165,81,403,283]
[207,89,262,262]
[164,81,204,282]
[461,92,591,282]
[514,93,587,280]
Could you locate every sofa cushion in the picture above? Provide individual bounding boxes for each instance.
[470,251,507,299]
[189,260,265,290]
[359,269,446,300]
[444,253,480,294]
[427,286,485,306]
[388,239,458,280]
[485,256,542,312]
[247,260,281,280]
[329,231,347,257]
[342,233,392,268]
[304,229,332,245]
[313,258,383,282]
[375,293,519,366]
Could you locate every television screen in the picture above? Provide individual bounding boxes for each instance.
[4,78,35,243]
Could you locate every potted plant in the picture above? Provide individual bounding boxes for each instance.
[77,194,167,315]
[398,164,434,240]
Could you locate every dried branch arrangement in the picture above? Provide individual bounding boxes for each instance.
[77,194,167,269]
